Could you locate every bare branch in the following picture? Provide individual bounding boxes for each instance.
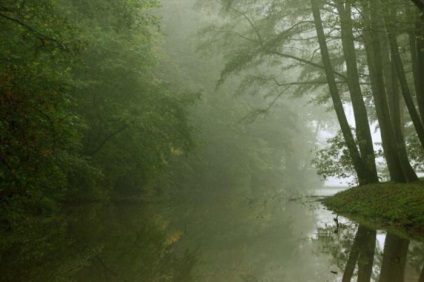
[216,29,259,43]
[88,121,134,156]
[228,5,264,45]
[239,85,293,123]
[269,51,348,81]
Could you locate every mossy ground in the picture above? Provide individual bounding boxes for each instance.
[322,180,424,240]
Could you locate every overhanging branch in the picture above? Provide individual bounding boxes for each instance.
[269,51,348,82]
[0,12,68,50]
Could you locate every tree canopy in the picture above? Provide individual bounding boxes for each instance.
[196,0,424,184]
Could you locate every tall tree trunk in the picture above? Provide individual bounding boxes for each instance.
[415,13,424,122]
[390,60,407,144]
[383,6,419,182]
[334,0,379,184]
[387,19,424,149]
[362,0,409,183]
[409,1,424,122]
[311,0,373,185]
[408,8,422,112]
[378,233,409,282]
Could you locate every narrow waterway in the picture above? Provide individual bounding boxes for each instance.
[1,187,423,281]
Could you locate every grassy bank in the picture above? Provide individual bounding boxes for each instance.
[322,180,424,240]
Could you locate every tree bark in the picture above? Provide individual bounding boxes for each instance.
[407,3,424,124]
[311,0,372,185]
[362,0,409,183]
[387,20,424,149]
[335,0,379,184]
[415,16,424,124]
[383,5,419,182]
[408,9,422,113]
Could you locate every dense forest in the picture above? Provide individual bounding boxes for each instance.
[0,0,321,280]
[0,1,198,280]
[2,0,424,281]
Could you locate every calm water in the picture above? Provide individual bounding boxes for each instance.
[1,187,423,281]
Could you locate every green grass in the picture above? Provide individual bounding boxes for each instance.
[322,180,424,241]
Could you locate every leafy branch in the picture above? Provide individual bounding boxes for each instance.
[0,12,68,50]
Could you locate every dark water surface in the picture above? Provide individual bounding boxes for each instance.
[1,187,424,281]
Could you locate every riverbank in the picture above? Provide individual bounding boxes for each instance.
[322,180,424,240]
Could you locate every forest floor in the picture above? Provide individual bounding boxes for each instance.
[322,179,424,241]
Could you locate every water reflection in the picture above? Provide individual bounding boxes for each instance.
[1,192,424,281]
[315,215,424,281]
[0,203,195,282]
[379,233,409,282]
[342,225,376,281]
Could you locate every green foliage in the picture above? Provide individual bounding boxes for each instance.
[0,0,77,52]
[1,0,195,193]
[0,1,87,223]
[406,128,424,171]
[195,0,345,104]
[312,130,357,183]
[196,0,424,185]
[60,0,196,197]
[0,2,198,279]
[0,0,197,250]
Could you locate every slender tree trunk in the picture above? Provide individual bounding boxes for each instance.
[387,23,424,149]
[362,0,408,183]
[357,227,376,282]
[311,0,372,185]
[342,227,362,282]
[408,2,424,122]
[383,6,419,182]
[408,8,422,109]
[415,14,424,122]
[390,59,409,147]
[382,46,399,140]
[390,60,402,133]
[335,0,378,184]
[378,233,409,282]
[342,225,376,282]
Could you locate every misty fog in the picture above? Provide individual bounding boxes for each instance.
[1,0,424,281]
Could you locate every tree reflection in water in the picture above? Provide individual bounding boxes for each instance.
[316,218,424,282]
[3,200,424,281]
[343,225,376,282]
[379,233,409,282]
[0,203,196,282]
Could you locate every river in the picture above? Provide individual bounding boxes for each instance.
[1,186,423,281]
